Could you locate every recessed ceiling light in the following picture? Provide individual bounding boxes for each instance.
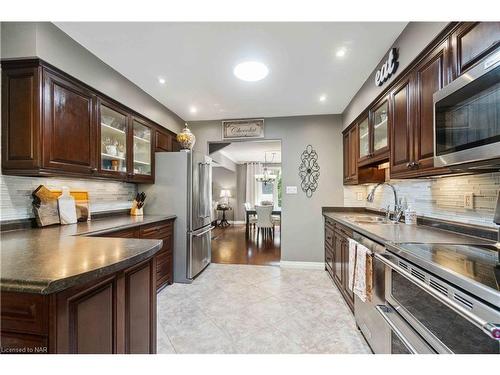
[189,106,198,114]
[319,95,327,102]
[233,61,269,82]
[158,77,166,84]
[336,48,347,58]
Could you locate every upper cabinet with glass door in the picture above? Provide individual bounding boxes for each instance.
[130,117,154,182]
[372,99,389,156]
[358,96,390,166]
[99,102,128,177]
[358,115,370,163]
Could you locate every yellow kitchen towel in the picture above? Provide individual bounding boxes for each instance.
[353,243,373,303]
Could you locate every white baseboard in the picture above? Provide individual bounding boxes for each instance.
[279,261,325,270]
[229,220,245,225]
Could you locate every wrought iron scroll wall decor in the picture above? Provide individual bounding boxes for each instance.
[299,145,320,198]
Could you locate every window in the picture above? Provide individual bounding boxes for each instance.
[257,167,281,207]
[260,182,274,203]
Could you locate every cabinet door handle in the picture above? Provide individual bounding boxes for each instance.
[407,161,419,169]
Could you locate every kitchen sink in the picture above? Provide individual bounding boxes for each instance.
[346,216,398,224]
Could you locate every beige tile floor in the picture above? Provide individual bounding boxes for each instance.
[156,263,371,354]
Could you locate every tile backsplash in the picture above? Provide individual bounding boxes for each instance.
[344,172,500,228]
[0,175,137,222]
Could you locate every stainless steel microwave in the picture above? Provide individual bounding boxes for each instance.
[433,49,500,170]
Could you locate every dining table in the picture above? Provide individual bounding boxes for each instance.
[245,207,281,235]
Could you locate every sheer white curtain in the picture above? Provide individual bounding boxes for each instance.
[272,178,279,208]
[245,162,263,207]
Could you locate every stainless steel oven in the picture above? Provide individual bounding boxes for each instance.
[376,249,500,354]
[433,49,500,170]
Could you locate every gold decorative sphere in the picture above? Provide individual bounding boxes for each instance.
[176,123,196,150]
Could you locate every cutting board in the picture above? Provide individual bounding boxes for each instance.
[50,190,90,222]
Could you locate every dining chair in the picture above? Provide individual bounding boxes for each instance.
[271,212,280,227]
[244,203,257,229]
[255,205,274,240]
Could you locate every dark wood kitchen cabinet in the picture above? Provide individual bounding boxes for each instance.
[343,125,358,184]
[356,97,390,167]
[100,219,175,291]
[343,121,386,185]
[324,217,354,312]
[389,74,413,176]
[452,22,500,77]
[42,69,98,175]
[1,58,177,182]
[343,22,500,184]
[155,129,173,152]
[333,233,344,290]
[2,61,98,177]
[324,217,335,277]
[367,96,390,163]
[97,98,130,179]
[140,221,174,290]
[390,40,453,178]
[0,257,157,354]
[155,128,182,153]
[412,40,453,176]
[129,116,154,183]
[1,64,42,172]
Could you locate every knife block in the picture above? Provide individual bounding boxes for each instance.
[130,201,144,216]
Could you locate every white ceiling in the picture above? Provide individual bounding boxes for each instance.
[217,140,281,164]
[55,22,407,121]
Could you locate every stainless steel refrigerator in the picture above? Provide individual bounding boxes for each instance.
[140,151,212,283]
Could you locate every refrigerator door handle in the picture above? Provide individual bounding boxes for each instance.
[198,162,210,219]
[193,226,215,237]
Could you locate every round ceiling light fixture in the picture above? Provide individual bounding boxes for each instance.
[335,48,347,58]
[233,61,269,82]
[319,95,327,102]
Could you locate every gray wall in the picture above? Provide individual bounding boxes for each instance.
[1,22,184,133]
[191,114,344,263]
[342,22,449,128]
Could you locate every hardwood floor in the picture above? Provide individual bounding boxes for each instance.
[211,224,280,266]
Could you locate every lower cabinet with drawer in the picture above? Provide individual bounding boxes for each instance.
[101,219,175,291]
[1,257,157,354]
[324,217,355,312]
[139,221,174,290]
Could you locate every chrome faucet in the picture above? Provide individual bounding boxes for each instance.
[366,182,404,223]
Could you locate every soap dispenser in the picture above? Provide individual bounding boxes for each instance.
[405,204,417,225]
[58,186,77,224]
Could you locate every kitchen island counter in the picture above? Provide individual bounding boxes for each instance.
[0,214,176,295]
[0,214,176,353]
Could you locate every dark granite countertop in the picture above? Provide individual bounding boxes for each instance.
[0,214,176,294]
[323,208,494,246]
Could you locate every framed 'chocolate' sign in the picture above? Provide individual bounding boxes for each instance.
[221,119,264,140]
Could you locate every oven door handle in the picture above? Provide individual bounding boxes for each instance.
[375,305,419,354]
[375,252,500,341]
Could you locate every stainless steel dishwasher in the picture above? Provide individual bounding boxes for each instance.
[352,232,390,354]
